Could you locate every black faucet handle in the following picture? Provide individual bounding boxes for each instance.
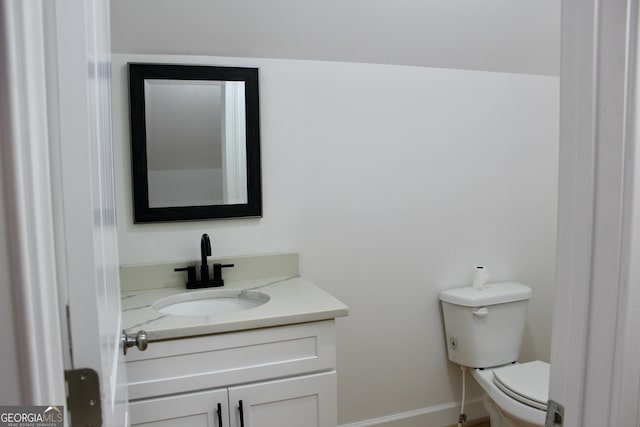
[174,266,197,286]
[212,263,235,282]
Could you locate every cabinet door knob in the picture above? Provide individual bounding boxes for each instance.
[216,402,222,427]
[121,330,148,355]
[238,400,245,427]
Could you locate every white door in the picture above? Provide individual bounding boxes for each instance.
[228,372,337,427]
[45,0,129,425]
[129,389,229,427]
[550,0,640,426]
[0,0,127,422]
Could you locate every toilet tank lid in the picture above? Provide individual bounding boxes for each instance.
[439,282,532,307]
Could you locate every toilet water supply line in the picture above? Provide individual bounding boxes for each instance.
[458,366,467,426]
[458,266,487,425]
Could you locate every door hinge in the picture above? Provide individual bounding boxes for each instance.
[64,368,102,426]
[546,399,565,426]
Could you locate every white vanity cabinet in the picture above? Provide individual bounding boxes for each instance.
[126,320,339,427]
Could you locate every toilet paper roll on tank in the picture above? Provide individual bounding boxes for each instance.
[472,266,490,290]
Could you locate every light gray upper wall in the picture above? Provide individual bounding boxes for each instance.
[110,0,560,76]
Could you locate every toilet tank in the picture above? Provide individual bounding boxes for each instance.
[439,282,532,368]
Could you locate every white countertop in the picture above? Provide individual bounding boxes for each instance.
[122,276,349,341]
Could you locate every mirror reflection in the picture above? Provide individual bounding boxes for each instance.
[128,63,261,222]
[145,80,247,208]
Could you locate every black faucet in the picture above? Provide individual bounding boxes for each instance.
[200,234,211,282]
[174,233,234,289]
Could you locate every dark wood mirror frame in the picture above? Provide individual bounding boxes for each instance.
[128,63,262,223]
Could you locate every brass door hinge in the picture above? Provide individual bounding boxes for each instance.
[64,368,102,426]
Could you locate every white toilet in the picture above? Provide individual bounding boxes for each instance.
[439,282,549,427]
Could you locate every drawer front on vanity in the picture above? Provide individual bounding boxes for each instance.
[126,320,337,400]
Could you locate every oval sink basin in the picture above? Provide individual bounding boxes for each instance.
[153,289,269,316]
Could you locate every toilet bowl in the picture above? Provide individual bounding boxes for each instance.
[472,361,549,427]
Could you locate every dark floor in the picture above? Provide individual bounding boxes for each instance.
[445,418,490,427]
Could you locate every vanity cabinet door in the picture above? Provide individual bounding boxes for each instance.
[130,388,229,427]
[228,371,337,427]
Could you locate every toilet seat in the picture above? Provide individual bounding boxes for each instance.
[492,361,549,411]
[471,361,549,427]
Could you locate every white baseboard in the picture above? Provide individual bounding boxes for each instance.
[339,398,486,427]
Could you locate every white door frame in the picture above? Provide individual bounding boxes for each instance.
[0,0,66,405]
[550,0,640,426]
[222,81,248,204]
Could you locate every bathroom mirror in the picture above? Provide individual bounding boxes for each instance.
[128,63,262,222]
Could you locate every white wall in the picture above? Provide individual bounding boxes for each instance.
[110,0,560,76]
[293,63,559,423]
[112,54,559,424]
